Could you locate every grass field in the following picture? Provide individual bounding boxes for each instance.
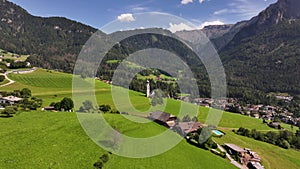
[0,112,235,169]
[0,69,299,169]
[0,111,105,168]
[102,114,235,169]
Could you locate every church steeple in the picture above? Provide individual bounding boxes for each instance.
[146,80,150,98]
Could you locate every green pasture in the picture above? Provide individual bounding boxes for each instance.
[0,68,299,169]
[0,112,235,169]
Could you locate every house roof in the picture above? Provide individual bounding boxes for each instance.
[2,95,22,102]
[148,111,173,123]
[224,143,246,153]
[178,122,202,133]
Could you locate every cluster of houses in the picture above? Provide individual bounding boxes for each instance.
[224,143,264,169]
[147,111,203,135]
[225,102,300,127]
[180,97,213,108]
[180,96,228,109]
[180,96,300,128]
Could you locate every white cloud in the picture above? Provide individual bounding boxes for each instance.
[168,22,195,33]
[132,7,148,12]
[168,20,225,32]
[181,0,193,5]
[213,9,229,15]
[181,0,206,5]
[199,20,225,29]
[117,13,135,22]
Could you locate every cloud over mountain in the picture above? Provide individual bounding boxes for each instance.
[117,13,135,22]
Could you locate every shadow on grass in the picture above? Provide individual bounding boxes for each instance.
[0,115,13,118]
[187,139,209,150]
[138,93,147,97]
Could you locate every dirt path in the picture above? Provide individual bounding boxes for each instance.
[0,73,15,88]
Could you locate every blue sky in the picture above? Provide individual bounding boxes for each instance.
[10,0,277,31]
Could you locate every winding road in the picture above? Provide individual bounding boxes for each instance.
[0,72,15,88]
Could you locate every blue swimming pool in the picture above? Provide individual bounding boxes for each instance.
[212,130,224,136]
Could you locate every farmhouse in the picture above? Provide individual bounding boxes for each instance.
[177,122,203,134]
[224,144,264,169]
[0,95,22,105]
[148,111,177,128]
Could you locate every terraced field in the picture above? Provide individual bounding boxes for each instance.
[7,69,72,88]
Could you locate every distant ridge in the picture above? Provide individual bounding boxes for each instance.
[0,0,98,72]
[1,0,300,101]
[219,0,300,95]
[176,0,300,98]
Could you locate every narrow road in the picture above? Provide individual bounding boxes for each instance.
[0,72,15,88]
[216,143,247,169]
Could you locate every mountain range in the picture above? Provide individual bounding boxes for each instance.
[0,0,300,102]
[176,0,300,99]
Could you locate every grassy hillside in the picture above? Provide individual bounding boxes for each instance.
[94,114,234,169]
[0,69,299,169]
[0,112,234,169]
[0,111,105,168]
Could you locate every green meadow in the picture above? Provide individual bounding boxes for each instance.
[0,111,105,168]
[0,111,235,169]
[0,69,299,168]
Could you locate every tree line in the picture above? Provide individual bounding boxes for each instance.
[235,127,300,149]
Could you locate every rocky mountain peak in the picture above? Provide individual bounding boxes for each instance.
[255,0,300,25]
[277,0,300,19]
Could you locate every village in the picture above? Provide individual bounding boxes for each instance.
[180,96,300,130]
